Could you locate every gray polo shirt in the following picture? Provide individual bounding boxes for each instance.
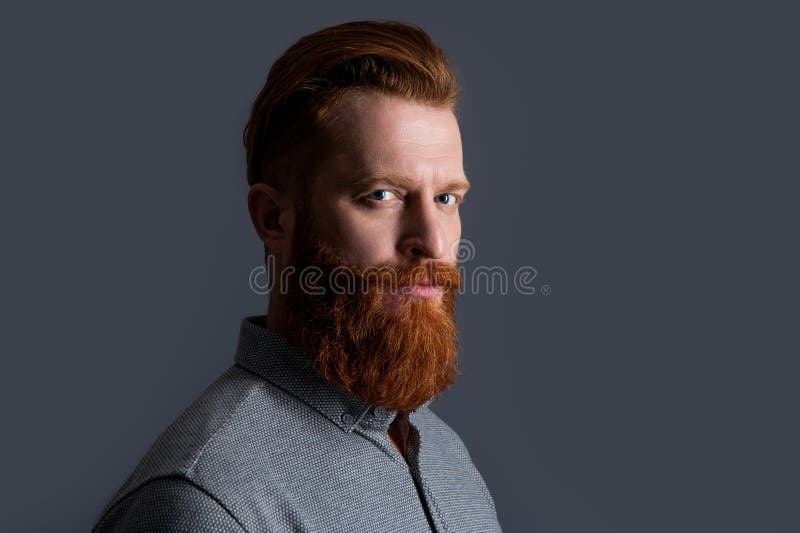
[93,315,502,532]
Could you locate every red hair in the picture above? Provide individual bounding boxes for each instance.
[242,19,461,191]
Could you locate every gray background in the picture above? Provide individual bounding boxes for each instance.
[1,1,798,532]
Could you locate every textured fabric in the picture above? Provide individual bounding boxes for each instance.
[93,314,502,532]
[95,477,245,532]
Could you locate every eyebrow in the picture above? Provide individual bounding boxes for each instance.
[347,171,471,194]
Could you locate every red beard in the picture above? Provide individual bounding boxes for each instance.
[276,224,463,413]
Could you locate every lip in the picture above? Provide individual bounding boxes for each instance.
[408,281,444,298]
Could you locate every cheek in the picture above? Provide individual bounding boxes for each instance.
[320,203,398,264]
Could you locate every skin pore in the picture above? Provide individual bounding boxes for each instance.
[247,91,470,455]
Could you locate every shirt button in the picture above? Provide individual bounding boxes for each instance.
[340,412,355,425]
[373,407,387,417]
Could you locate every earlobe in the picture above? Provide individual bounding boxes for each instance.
[247,183,289,256]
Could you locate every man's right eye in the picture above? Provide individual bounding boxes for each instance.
[364,190,398,203]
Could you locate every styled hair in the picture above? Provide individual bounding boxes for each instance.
[242,19,461,192]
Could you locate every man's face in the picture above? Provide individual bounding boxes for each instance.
[275,91,469,412]
[293,91,469,274]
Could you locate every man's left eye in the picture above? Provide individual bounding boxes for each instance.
[435,193,458,205]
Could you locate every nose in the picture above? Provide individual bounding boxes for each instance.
[397,199,450,261]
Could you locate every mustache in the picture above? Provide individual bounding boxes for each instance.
[296,238,462,294]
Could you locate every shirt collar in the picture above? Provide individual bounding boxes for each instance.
[234,314,407,433]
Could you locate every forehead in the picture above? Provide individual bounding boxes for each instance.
[317,92,467,191]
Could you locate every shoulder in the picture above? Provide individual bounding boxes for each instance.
[97,365,296,527]
[92,476,246,532]
[111,366,263,489]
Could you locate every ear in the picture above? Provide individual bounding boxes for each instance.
[247,183,292,258]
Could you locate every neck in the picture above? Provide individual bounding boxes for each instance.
[264,295,290,337]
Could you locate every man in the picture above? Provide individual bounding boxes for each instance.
[93,19,501,532]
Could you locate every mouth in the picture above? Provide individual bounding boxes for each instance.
[406,280,444,299]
